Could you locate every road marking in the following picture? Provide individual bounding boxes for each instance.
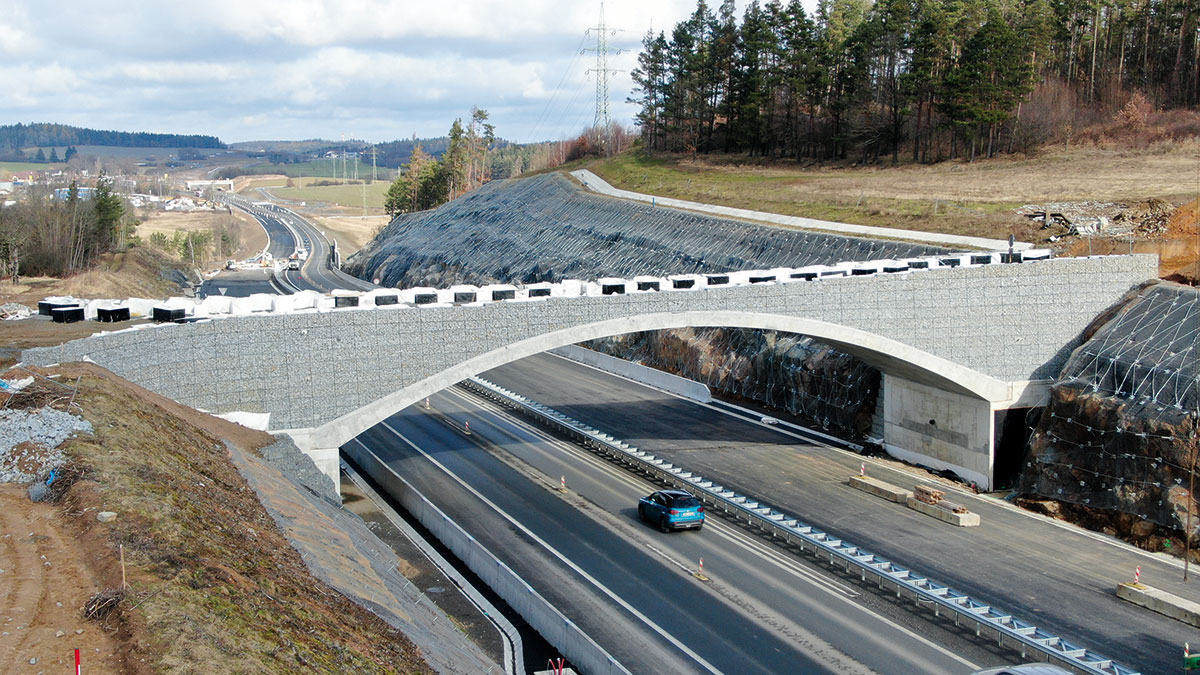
[378,419,724,675]
[440,389,980,672]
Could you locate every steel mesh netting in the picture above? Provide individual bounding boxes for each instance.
[585,327,881,438]
[345,173,952,288]
[1020,284,1200,530]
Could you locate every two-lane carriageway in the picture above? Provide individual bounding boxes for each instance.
[348,387,990,674]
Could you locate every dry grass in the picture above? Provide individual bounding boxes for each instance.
[136,209,267,262]
[585,139,1200,247]
[0,247,189,306]
[29,364,435,674]
[306,214,390,256]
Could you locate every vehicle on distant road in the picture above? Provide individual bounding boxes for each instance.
[287,260,300,270]
[638,489,705,532]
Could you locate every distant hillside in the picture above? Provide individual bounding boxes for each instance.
[0,123,223,151]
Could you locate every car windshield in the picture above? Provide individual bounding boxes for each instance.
[669,496,700,509]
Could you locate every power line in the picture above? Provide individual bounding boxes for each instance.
[584,2,625,130]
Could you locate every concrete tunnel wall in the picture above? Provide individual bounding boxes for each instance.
[23,255,1158,486]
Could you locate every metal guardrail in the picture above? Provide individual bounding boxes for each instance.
[343,437,631,675]
[462,377,1142,675]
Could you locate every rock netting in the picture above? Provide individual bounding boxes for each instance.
[586,327,879,438]
[0,408,93,483]
[1021,283,1200,531]
[346,172,950,288]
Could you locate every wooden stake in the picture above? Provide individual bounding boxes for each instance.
[120,544,126,589]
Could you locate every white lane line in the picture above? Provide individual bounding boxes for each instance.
[442,390,980,671]
[544,354,1182,568]
[447,390,863,599]
[377,420,724,675]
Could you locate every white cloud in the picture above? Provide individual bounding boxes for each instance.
[0,0,761,143]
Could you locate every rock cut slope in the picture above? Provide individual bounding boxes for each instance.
[346,173,951,289]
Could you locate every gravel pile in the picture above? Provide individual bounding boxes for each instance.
[0,408,93,483]
[0,303,33,320]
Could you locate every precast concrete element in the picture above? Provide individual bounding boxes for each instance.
[848,475,912,503]
[905,496,982,526]
[1117,583,1200,629]
[23,255,1158,493]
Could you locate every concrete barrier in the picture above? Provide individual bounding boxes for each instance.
[550,345,712,403]
[1117,582,1200,628]
[848,475,911,503]
[905,496,980,526]
[342,440,630,675]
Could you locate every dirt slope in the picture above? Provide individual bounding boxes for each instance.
[1,363,433,674]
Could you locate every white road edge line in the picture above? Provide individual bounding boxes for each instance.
[341,453,521,675]
[378,419,725,675]
[442,388,980,672]
[545,352,1185,568]
[448,388,862,597]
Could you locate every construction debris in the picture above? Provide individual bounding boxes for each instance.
[914,484,969,514]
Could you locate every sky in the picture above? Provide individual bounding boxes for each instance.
[0,0,812,146]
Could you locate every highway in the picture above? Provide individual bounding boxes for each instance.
[478,352,1190,675]
[349,386,1021,674]
[212,193,375,296]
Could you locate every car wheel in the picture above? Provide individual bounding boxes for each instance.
[637,504,646,522]
[659,516,671,533]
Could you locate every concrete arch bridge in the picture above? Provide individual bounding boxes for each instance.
[24,254,1158,493]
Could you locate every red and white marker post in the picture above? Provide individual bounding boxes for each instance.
[860,462,865,476]
[1135,565,1141,584]
[75,648,81,675]
[560,476,567,492]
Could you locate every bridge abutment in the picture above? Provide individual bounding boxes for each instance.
[881,375,1050,490]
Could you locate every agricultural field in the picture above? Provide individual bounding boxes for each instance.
[244,159,394,181]
[0,161,51,175]
[265,179,391,212]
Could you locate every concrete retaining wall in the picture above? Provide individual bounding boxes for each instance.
[549,345,712,403]
[342,439,630,675]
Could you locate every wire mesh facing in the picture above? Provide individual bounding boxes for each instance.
[1021,284,1200,530]
[346,173,952,288]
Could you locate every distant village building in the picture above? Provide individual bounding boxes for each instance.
[184,179,234,192]
[53,187,97,201]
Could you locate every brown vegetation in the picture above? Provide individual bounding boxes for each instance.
[0,362,433,673]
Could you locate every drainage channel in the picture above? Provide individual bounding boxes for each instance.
[461,376,1141,675]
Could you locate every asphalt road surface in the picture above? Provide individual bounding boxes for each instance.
[478,352,1191,675]
[351,388,1013,674]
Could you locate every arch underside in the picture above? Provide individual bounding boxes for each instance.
[307,311,1010,449]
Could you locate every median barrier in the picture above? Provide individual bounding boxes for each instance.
[461,376,1139,675]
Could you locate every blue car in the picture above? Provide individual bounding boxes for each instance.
[638,489,705,532]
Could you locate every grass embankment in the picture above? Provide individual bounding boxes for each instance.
[136,208,268,263]
[582,140,1200,246]
[0,247,189,308]
[6,363,432,673]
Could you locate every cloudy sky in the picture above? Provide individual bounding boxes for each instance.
[0,1,815,145]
